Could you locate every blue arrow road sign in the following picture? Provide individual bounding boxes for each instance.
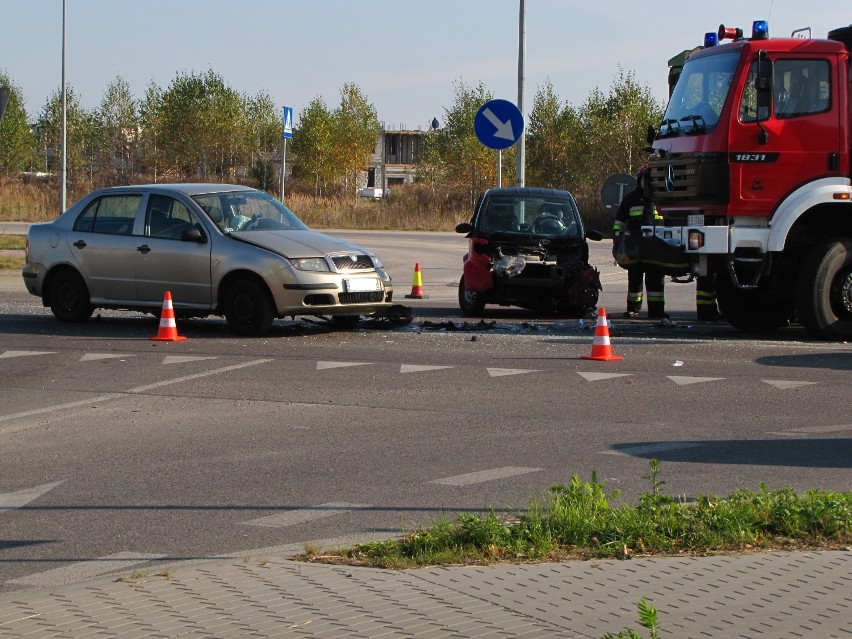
[282,106,293,139]
[474,99,523,150]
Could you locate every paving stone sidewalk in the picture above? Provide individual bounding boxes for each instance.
[1,550,850,638]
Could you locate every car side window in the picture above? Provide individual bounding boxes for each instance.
[73,195,140,235]
[145,195,198,240]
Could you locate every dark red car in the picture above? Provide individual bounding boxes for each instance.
[455,187,603,316]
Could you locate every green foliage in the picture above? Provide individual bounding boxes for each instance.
[602,598,659,639]
[317,462,851,569]
[35,85,93,178]
[291,97,336,192]
[0,74,37,175]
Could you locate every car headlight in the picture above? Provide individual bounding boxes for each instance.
[291,257,330,272]
[371,254,385,269]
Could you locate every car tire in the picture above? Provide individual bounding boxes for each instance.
[796,239,852,340]
[331,315,361,329]
[223,278,275,336]
[48,268,94,323]
[458,276,486,316]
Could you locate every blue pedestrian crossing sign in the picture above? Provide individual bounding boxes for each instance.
[282,106,293,139]
[474,99,524,150]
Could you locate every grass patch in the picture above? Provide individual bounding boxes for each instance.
[298,461,851,568]
[0,236,26,250]
[0,256,24,270]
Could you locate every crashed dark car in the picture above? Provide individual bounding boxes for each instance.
[455,187,603,316]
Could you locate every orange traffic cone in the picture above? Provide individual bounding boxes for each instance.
[581,308,623,361]
[150,291,187,342]
[404,263,428,299]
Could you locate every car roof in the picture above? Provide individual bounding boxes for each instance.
[482,187,575,199]
[92,184,256,197]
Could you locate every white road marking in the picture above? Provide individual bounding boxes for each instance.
[667,375,724,386]
[317,361,371,370]
[761,379,818,390]
[577,372,632,382]
[6,551,166,587]
[0,360,272,432]
[0,350,55,359]
[487,368,540,377]
[400,364,454,373]
[600,442,702,456]
[430,466,543,486]
[0,481,65,512]
[79,353,134,362]
[768,424,852,436]
[242,502,371,528]
[162,355,218,365]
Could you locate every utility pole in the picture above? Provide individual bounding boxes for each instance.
[515,0,526,187]
[60,0,67,212]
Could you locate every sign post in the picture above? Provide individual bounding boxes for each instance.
[473,99,524,188]
[281,106,293,200]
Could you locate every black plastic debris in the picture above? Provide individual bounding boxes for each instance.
[420,319,497,331]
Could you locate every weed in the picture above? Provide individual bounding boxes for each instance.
[602,598,659,639]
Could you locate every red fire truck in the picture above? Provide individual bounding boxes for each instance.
[646,20,852,340]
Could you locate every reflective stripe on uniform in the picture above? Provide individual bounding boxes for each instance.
[697,290,717,303]
[627,292,643,303]
[647,291,664,303]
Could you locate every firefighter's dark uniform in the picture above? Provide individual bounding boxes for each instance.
[696,274,721,320]
[613,187,666,319]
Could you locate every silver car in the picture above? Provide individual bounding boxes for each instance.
[22,184,394,336]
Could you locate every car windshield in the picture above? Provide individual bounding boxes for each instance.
[477,194,582,239]
[192,190,309,232]
[661,51,739,135]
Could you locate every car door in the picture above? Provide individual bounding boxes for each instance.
[134,194,213,308]
[67,194,143,302]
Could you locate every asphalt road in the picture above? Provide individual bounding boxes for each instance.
[1,231,850,593]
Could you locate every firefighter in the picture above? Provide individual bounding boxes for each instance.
[696,274,722,320]
[613,167,667,319]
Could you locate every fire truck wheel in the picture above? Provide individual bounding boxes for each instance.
[458,276,486,316]
[796,239,852,340]
[716,277,793,333]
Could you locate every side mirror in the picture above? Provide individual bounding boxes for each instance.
[586,230,604,242]
[455,222,473,234]
[181,228,206,243]
[646,124,656,145]
[756,52,773,121]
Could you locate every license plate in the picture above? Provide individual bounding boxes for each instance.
[344,278,381,293]
[687,214,705,226]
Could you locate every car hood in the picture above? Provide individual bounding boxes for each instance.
[229,229,371,259]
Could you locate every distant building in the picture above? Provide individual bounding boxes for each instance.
[361,125,425,197]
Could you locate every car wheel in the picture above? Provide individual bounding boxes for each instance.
[48,269,94,322]
[223,278,275,336]
[796,239,852,340]
[458,276,486,316]
[331,315,361,329]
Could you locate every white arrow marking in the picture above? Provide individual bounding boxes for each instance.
[577,372,632,382]
[430,466,543,486]
[162,355,217,365]
[0,350,55,359]
[400,364,454,373]
[80,353,134,362]
[761,379,818,390]
[7,551,166,586]
[483,107,515,140]
[667,375,723,386]
[487,368,540,377]
[243,502,371,528]
[0,480,65,512]
[317,361,371,370]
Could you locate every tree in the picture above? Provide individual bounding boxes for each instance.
[138,81,163,181]
[97,76,138,183]
[0,73,37,175]
[244,91,281,190]
[331,83,381,197]
[290,97,335,194]
[35,86,95,180]
[419,80,498,203]
[526,79,580,190]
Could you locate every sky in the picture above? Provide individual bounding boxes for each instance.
[1,1,848,131]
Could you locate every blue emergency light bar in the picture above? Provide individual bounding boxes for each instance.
[704,32,718,47]
[752,20,769,39]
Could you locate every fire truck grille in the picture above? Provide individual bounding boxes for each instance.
[647,154,728,205]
